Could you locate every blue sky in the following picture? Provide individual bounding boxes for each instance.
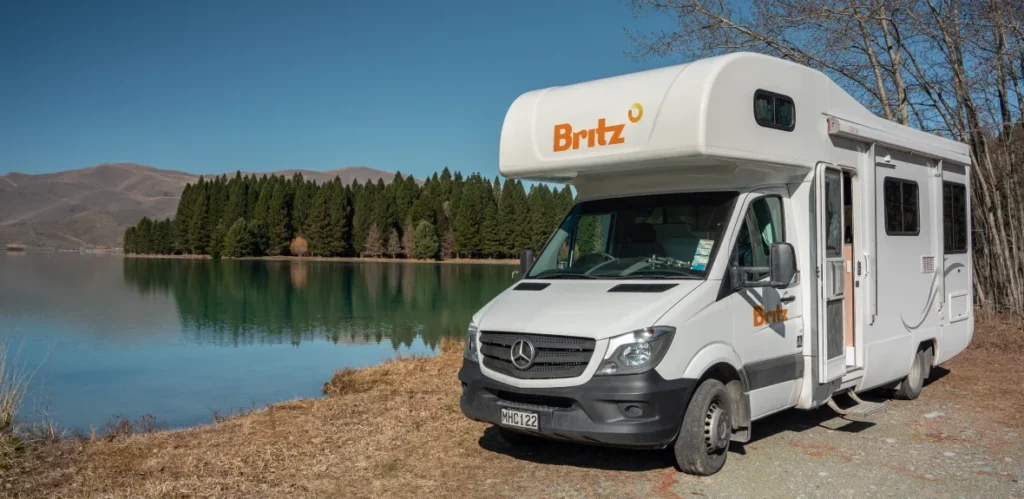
[0,0,677,178]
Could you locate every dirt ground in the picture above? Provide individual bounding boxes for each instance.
[3,316,1022,498]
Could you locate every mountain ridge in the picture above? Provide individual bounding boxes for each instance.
[0,163,411,249]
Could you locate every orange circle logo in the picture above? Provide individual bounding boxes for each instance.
[628,103,643,123]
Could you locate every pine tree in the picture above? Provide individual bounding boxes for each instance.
[352,180,375,255]
[190,186,211,254]
[123,226,136,253]
[266,181,292,255]
[222,218,252,258]
[224,172,247,227]
[209,219,228,258]
[413,221,439,259]
[291,175,312,233]
[327,179,351,256]
[305,187,333,256]
[386,228,400,258]
[481,195,501,258]
[453,175,485,257]
[373,178,394,238]
[174,184,194,252]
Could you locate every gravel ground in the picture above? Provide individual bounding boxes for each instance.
[476,369,1023,499]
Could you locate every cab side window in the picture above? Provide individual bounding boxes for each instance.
[732,196,784,280]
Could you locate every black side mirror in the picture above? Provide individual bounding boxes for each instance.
[732,242,798,289]
[519,249,535,280]
[768,242,798,289]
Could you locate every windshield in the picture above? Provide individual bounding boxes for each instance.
[527,191,738,280]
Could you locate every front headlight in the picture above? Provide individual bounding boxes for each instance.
[595,326,675,376]
[464,320,479,362]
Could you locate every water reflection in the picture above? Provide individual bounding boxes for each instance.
[2,253,515,430]
[122,258,515,349]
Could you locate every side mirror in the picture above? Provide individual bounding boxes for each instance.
[519,249,535,280]
[732,242,798,289]
[768,242,798,289]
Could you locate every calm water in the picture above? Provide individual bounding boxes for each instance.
[0,252,515,431]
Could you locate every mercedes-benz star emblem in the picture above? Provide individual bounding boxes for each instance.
[510,339,535,370]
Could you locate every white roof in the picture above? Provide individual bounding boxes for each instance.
[498,52,970,182]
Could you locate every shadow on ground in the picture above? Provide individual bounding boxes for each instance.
[475,384,938,468]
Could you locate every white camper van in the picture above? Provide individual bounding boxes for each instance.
[458,52,973,476]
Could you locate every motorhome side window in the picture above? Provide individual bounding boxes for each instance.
[526,192,738,280]
[883,177,919,235]
[942,181,968,253]
[753,90,795,131]
[732,196,784,280]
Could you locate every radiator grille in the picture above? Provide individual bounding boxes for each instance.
[479,332,595,380]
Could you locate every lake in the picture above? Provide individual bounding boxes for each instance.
[0,252,515,431]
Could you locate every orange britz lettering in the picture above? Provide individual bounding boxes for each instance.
[552,104,640,152]
[753,305,788,326]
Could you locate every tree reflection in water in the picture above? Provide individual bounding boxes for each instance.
[123,259,516,351]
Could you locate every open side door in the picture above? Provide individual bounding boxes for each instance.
[816,163,847,383]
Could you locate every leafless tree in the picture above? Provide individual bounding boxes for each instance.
[627,0,1024,314]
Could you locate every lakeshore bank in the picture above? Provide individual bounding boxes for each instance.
[3,315,1022,498]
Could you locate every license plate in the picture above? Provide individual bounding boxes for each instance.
[500,408,538,430]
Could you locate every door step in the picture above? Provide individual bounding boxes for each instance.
[827,391,886,417]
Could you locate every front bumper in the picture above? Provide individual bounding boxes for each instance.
[458,359,696,449]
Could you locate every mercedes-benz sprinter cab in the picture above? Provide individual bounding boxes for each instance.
[458,52,974,476]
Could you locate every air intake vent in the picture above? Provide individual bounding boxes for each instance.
[921,256,935,274]
[607,283,678,293]
[514,282,550,291]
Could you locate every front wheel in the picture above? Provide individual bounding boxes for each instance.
[673,378,731,476]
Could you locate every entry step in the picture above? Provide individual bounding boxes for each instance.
[827,391,886,417]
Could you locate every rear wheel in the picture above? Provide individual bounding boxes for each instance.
[673,379,731,476]
[893,346,933,400]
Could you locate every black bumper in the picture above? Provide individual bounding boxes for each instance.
[458,359,696,449]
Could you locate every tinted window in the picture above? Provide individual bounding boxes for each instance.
[884,177,919,235]
[824,170,842,256]
[733,196,784,280]
[943,182,968,253]
[753,89,795,131]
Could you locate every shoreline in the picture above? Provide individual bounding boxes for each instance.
[124,253,519,265]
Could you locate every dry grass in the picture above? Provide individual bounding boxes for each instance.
[924,312,1024,426]
[0,340,33,435]
[0,316,1020,498]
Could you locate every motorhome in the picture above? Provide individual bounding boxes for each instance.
[458,52,973,476]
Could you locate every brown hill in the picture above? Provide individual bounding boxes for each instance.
[0,163,406,249]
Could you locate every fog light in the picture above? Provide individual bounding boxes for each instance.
[623,404,644,418]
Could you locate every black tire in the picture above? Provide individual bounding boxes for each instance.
[673,378,731,476]
[893,345,933,400]
[498,427,536,446]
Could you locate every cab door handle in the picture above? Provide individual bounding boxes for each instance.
[780,295,796,304]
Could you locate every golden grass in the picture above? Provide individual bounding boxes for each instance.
[0,316,1020,498]
[0,340,32,434]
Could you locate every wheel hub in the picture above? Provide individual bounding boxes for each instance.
[703,399,730,453]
